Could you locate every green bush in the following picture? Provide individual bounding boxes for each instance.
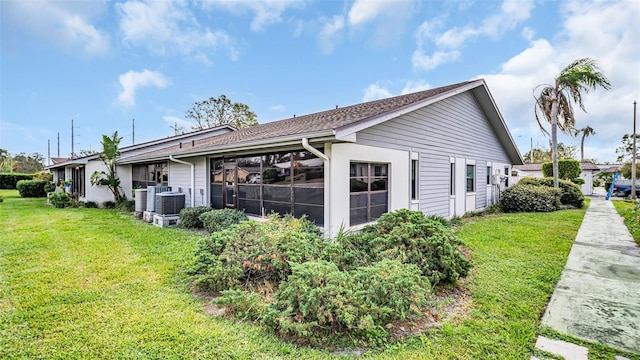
[16,180,48,198]
[102,200,117,209]
[572,178,585,185]
[188,215,324,293]
[179,206,213,229]
[85,201,98,208]
[500,184,562,212]
[263,260,430,343]
[542,159,581,180]
[214,290,267,320]
[0,173,32,189]
[49,192,71,208]
[358,209,471,286]
[32,171,53,181]
[518,177,584,208]
[116,199,135,212]
[199,208,248,233]
[44,181,56,193]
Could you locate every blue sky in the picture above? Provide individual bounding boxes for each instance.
[1,0,638,163]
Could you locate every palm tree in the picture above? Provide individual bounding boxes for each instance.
[534,58,611,187]
[90,131,126,202]
[579,126,596,162]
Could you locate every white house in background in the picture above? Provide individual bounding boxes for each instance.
[46,125,235,203]
[511,162,600,195]
[115,79,522,235]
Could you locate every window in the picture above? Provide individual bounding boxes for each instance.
[450,162,455,196]
[132,162,168,188]
[411,160,418,200]
[349,162,388,225]
[504,166,510,187]
[71,166,85,197]
[487,166,492,185]
[466,165,475,192]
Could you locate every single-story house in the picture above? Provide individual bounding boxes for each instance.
[46,125,235,203]
[111,79,522,236]
[511,162,600,195]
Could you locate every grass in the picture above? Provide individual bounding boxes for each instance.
[0,190,621,359]
[612,199,640,246]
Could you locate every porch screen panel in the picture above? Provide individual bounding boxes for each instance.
[210,159,223,209]
[262,152,292,216]
[237,156,262,216]
[292,151,324,226]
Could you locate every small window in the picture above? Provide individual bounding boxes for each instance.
[411,160,418,200]
[487,166,492,185]
[504,166,509,187]
[466,165,475,192]
[450,162,455,196]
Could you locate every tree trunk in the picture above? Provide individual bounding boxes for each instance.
[550,89,560,188]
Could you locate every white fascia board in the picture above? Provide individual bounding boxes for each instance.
[334,79,484,139]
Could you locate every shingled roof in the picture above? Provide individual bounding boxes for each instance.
[120,79,522,164]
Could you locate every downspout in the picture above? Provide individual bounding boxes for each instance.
[302,138,329,161]
[169,155,195,208]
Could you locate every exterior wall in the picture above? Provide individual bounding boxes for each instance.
[167,156,208,208]
[85,160,117,204]
[355,91,513,218]
[326,142,409,236]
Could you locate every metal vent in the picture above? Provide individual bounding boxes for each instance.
[155,192,186,215]
[134,189,148,212]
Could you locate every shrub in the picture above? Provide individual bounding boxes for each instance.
[44,181,56,193]
[32,171,53,181]
[358,209,471,286]
[0,173,32,189]
[188,215,324,293]
[179,206,213,229]
[542,159,581,180]
[199,208,248,233]
[49,192,71,208]
[102,200,117,209]
[518,177,584,208]
[500,184,562,212]
[214,290,267,320]
[85,201,99,208]
[16,180,48,198]
[263,260,430,343]
[116,199,135,212]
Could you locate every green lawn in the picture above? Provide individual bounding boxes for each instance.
[612,199,640,246]
[1,190,588,359]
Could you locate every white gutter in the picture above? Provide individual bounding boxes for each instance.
[169,155,195,208]
[302,138,329,161]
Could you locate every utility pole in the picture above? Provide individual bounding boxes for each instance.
[530,137,533,163]
[71,119,75,159]
[57,132,60,158]
[132,118,135,145]
[633,102,637,199]
[48,139,51,166]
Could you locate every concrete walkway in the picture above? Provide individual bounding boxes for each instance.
[540,197,640,355]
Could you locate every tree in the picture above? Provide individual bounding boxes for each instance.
[615,134,640,162]
[90,132,125,203]
[534,58,611,187]
[579,126,595,162]
[542,159,581,180]
[12,152,45,173]
[0,148,11,172]
[621,162,640,179]
[186,95,258,131]
[522,143,577,163]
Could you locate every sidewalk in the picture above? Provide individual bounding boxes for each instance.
[538,197,640,355]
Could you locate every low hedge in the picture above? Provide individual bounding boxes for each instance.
[16,180,48,198]
[199,208,248,234]
[500,184,562,212]
[0,173,33,189]
[179,206,213,229]
[518,177,584,208]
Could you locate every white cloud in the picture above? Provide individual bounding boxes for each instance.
[413,0,534,70]
[203,0,306,32]
[362,83,393,102]
[478,0,640,163]
[402,80,431,94]
[348,0,395,26]
[269,105,286,112]
[116,0,236,63]
[317,15,345,55]
[1,0,109,56]
[347,0,415,48]
[117,70,170,108]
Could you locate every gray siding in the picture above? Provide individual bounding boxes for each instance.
[356,92,511,217]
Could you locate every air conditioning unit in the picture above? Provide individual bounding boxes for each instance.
[155,192,186,215]
[147,186,172,212]
[134,189,148,212]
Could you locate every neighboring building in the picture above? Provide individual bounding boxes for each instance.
[512,162,600,195]
[116,79,522,235]
[46,125,235,203]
